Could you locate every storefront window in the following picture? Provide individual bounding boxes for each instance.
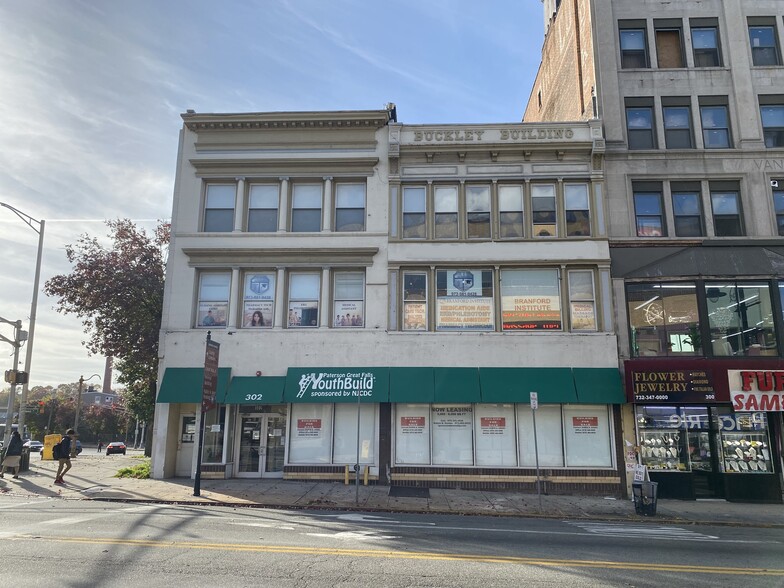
[501,268,561,330]
[288,404,333,463]
[201,405,226,463]
[333,404,376,464]
[705,281,777,356]
[635,405,691,472]
[436,269,494,331]
[627,282,699,357]
[717,409,773,474]
[563,405,612,467]
[431,405,474,465]
[517,405,564,467]
[474,404,517,466]
[395,404,430,464]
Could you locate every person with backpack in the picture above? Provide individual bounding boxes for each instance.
[54,428,76,485]
[0,431,23,479]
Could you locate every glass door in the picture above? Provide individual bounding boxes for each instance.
[236,415,262,477]
[263,415,286,477]
[236,413,286,478]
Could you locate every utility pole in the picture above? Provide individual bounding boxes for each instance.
[1,317,25,446]
[73,373,100,434]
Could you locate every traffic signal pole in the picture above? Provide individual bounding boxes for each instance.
[0,318,23,446]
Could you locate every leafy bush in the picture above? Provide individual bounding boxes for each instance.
[115,459,150,479]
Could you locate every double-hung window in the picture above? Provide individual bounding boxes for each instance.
[760,98,784,148]
[498,185,524,238]
[773,184,784,236]
[626,100,656,149]
[619,24,649,68]
[691,24,722,67]
[633,184,666,237]
[247,184,279,232]
[288,273,320,327]
[334,183,366,232]
[710,183,743,236]
[568,270,597,331]
[532,184,557,237]
[671,183,704,237]
[749,23,781,66]
[333,272,365,327]
[565,183,591,236]
[434,186,458,239]
[662,99,693,149]
[291,184,322,232]
[402,272,428,331]
[699,98,731,148]
[402,186,427,239]
[203,184,235,232]
[466,185,491,239]
[197,273,230,327]
[501,268,562,331]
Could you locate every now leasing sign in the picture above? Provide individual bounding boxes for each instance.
[284,368,389,403]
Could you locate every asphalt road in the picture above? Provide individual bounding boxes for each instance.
[0,497,782,587]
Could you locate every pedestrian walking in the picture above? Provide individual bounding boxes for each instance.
[97,440,103,453]
[54,428,76,485]
[0,431,23,479]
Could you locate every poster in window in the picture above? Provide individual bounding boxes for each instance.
[570,302,596,330]
[431,405,473,465]
[334,301,364,327]
[563,406,611,467]
[404,302,427,330]
[476,404,517,466]
[243,300,273,327]
[445,270,483,297]
[395,406,430,464]
[198,302,227,327]
[501,294,561,330]
[288,301,318,327]
[436,298,494,330]
[296,418,322,438]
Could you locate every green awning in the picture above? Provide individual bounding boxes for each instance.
[157,367,232,403]
[434,367,480,403]
[284,368,389,403]
[223,376,285,404]
[479,368,577,403]
[389,368,434,403]
[573,367,624,404]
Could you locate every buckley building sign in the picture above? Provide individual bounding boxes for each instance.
[406,126,582,145]
[729,370,784,412]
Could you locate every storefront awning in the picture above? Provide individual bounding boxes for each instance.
[389,367,434,403]
[156,367,232,403]
[572,368,624,404]
[434,367,481,403]
[223,376,285,404]
[284,367,390,403]
[478,368,577,403]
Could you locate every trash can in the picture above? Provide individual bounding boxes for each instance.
[632,481,658,516]
[19,447,30,472]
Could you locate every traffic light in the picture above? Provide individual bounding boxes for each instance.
[4,370,13,384]
[38,401,45,414]
[3,370,28,385]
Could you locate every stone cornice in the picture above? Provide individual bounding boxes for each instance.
[182,110,391,132]
[182,247,379,267]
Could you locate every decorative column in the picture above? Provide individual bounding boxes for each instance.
[275,267,286,328]
[278,177,289,232]
[234,177,246,232]
[322,176,333,232]
[320,267,331,327]
[228,267,241,328]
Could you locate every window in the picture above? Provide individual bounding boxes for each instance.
[633,186,665,236]
[760,101,784,148]
[699,102,731,148]
[395,404,430,464]
[291,184,322,232]
[655,21,684,68]
[518,405,563,466]
[247,184,278,232]
[627,282,699,357]
[242,273,275,328]
[670,182,703,237]
[562,405,612,467]
[432,405,473,465]
[773,185,784,236]
[565,184,591,236]
[749,24,781,66]
[531,184,557,237]
[333,272,364,327]
[663,104,693,149]
[402,272,427,331]
[691,26,721,67]
[288,405,333,463]
[475,404,517,466]
[288,273,320,327]
[501,268,561,331]
[626,103,656,149]
[498,185,524,238]
[434,186,458,239]
[568,270,596,331]
[466,185,491,239]
[710,185,743,236]
[706,282,777,357]
[620,27,649,68]
[333,404,375,464]
[203,184,235,232]
[436,269,494,331]
[402,186,426,238]
[197,273,230,327]
[335,183,366,232]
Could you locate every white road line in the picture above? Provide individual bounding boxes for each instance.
[569,522,718,540]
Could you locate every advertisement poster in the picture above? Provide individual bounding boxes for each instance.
[480,416,506,436]
[436,297,494,330]
[572,416,599,434]
[243,300,273,327]
[502,295,561,330]
[432,406,473,428]
[445,270,483,297]
[403,302,427,330]
[334,301,364,327]
[570,302,596,330]
[288,301,318,327]
[296,419,322,438]
[400,416,426,434]
[198,302,227,327]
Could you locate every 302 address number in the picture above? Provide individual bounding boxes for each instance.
[244,394,264,401]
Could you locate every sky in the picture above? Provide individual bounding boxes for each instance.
[0,0,545,389]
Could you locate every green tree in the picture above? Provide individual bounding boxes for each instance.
[44,219,169,456]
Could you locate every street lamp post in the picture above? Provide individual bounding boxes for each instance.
[74,373,101,434]
[0,203,45,440]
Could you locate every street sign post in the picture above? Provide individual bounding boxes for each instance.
[194,332,219,497]
[530,392,542,508]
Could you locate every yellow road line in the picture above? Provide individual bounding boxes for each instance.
[15,535,784,577]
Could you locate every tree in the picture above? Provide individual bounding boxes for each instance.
[44,219,169,455]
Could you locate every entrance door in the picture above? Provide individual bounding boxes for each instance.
[235,414,286,478]
[175,414,196,477]
[688,428,724,499]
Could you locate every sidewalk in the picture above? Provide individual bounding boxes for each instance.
[2,451,782,528]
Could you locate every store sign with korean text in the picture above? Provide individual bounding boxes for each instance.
[628,368,717,403]
[285,367,389,403]
[729,370,784,412]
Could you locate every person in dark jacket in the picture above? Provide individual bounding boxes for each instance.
[54,428,75,485]
[1,431,23,479]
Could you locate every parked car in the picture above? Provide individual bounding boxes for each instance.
[23,440,43,453]
[105,442,127,455]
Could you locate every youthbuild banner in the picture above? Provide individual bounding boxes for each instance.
[284,367,390,403]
